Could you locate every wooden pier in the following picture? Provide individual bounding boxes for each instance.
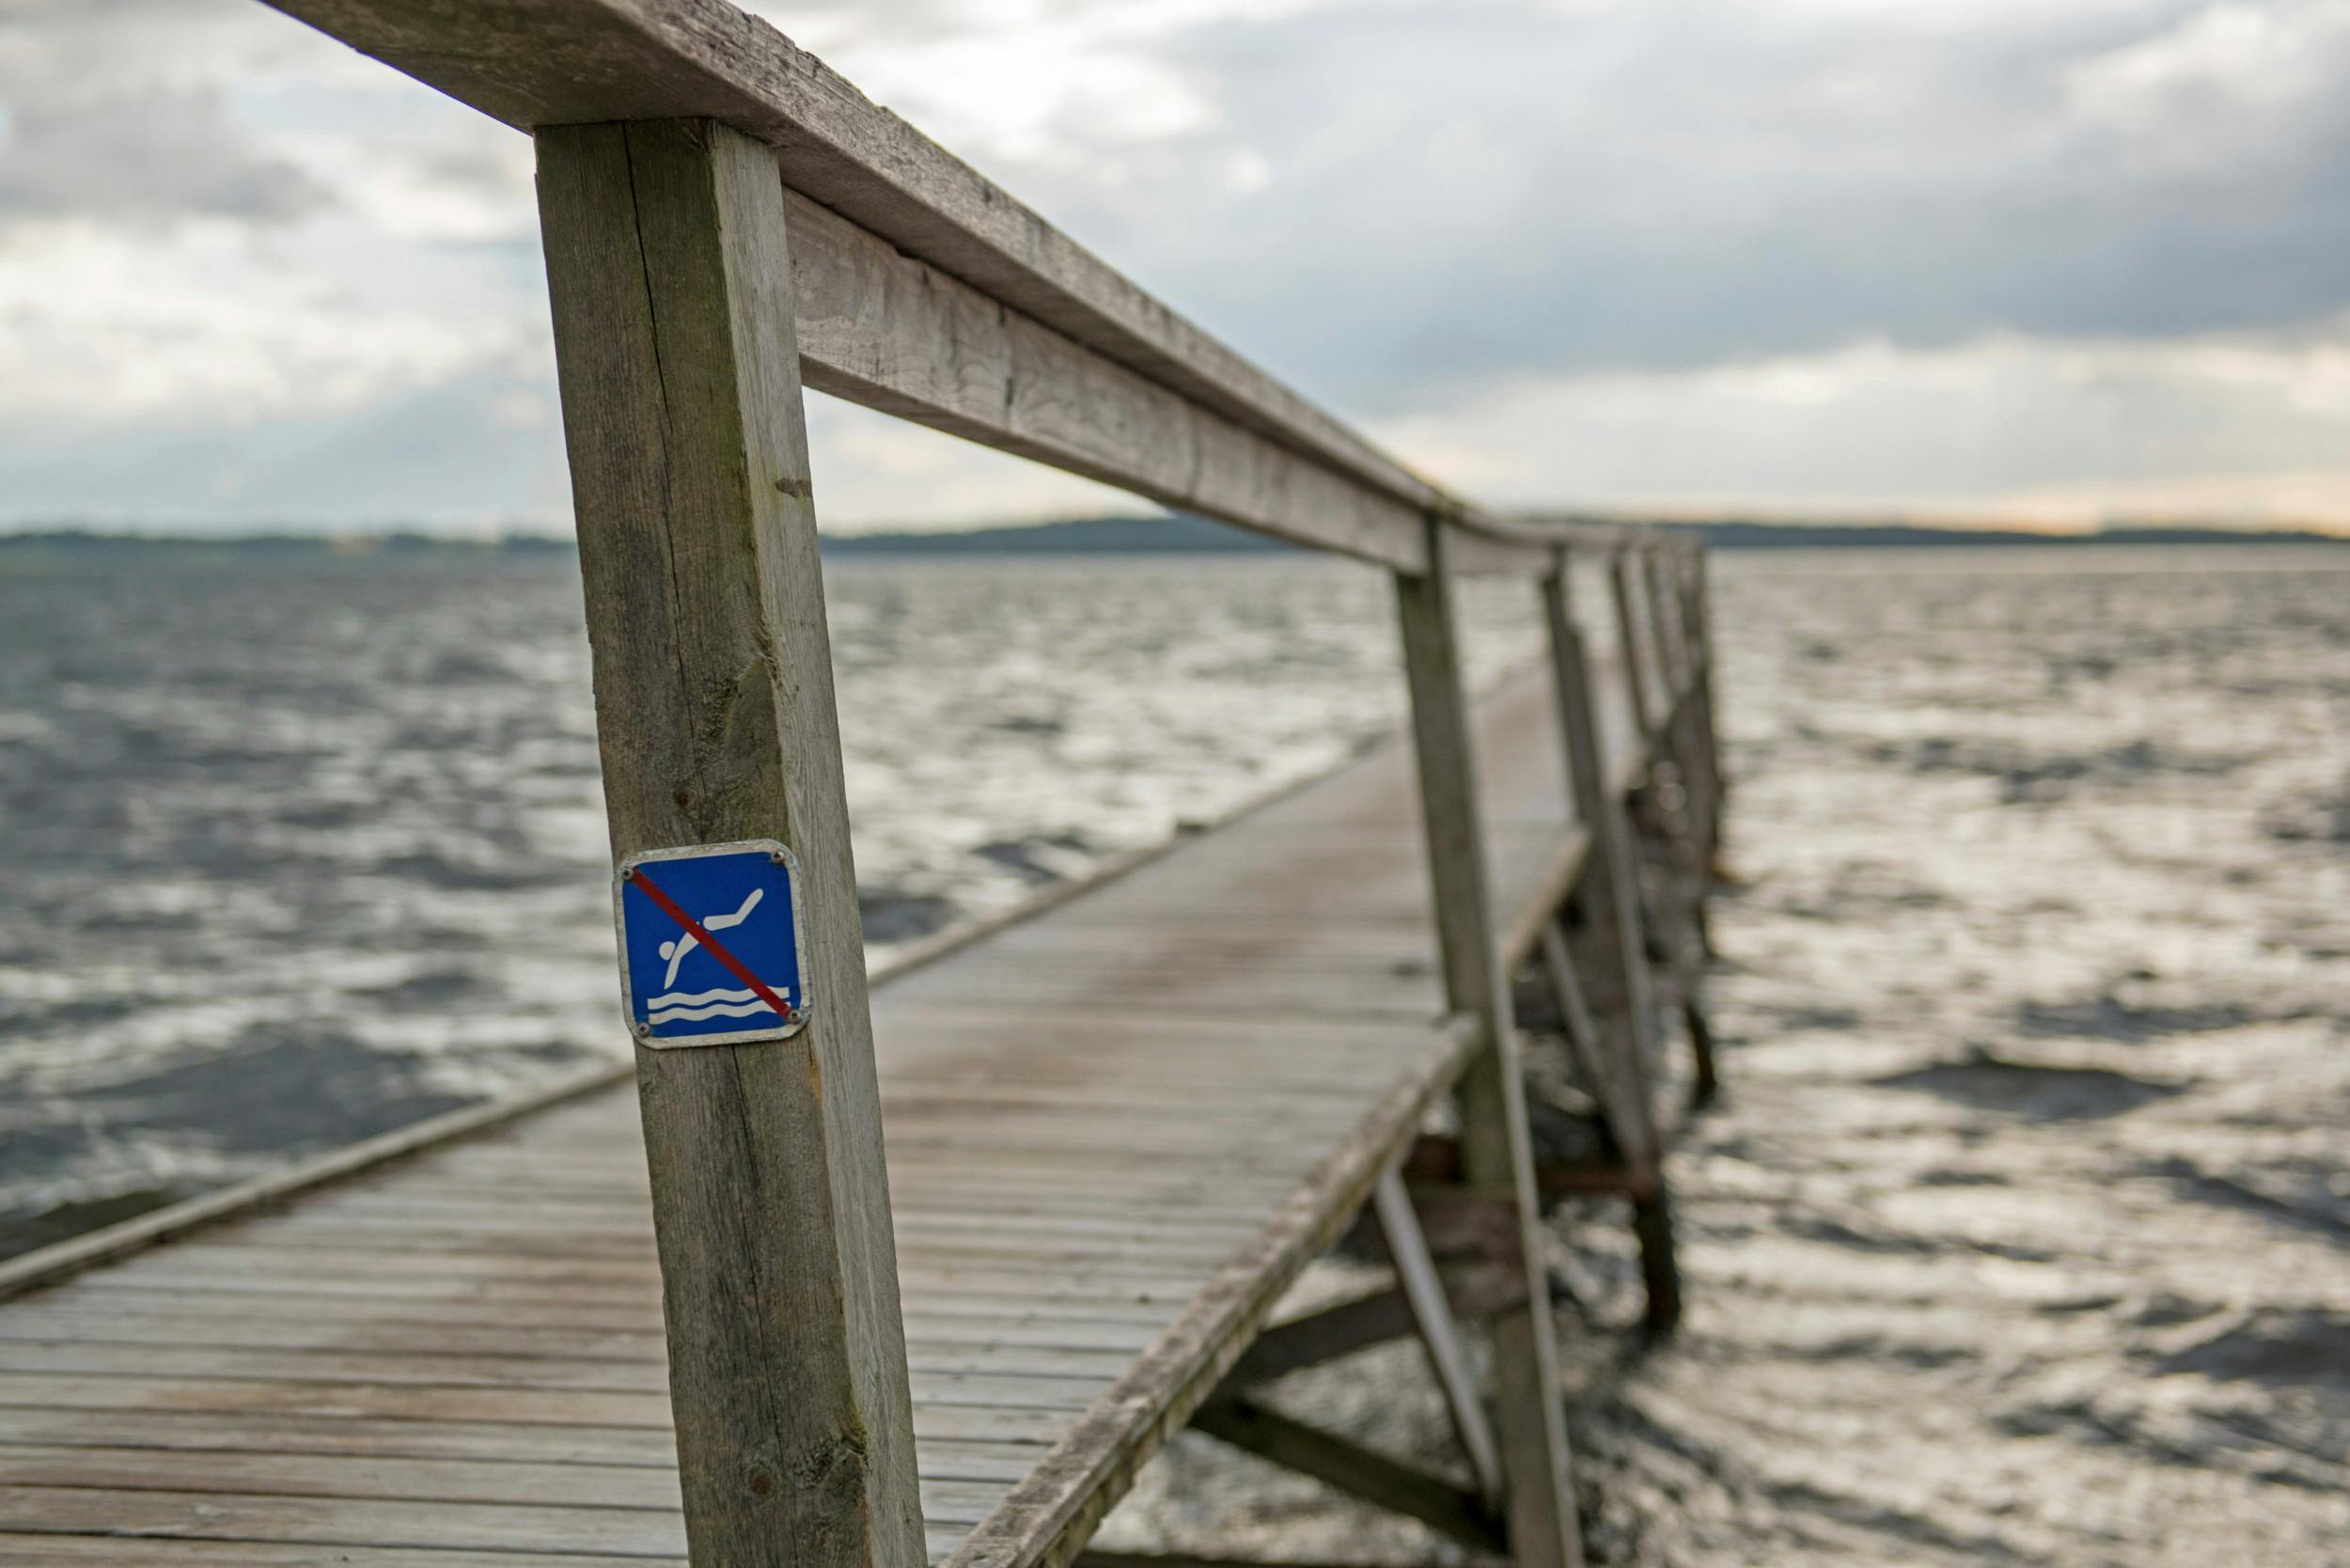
[0,5,1726,1565]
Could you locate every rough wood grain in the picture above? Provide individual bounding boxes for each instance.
[257,0,1620,575]
[534,118,923,1568]
[782,191,1424,571]
[0,649,1702,1568]
[254,0,1508,538]
[0,1059,631,1306]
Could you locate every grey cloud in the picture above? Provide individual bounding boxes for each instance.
[0,0,329,227]
[10,0,2350,529]
[0,361,569,529]
[0,86,324,224]
[963,0,2350,410]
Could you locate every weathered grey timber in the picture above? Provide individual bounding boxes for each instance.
[1190,1399,1503,1551]
[249,0,1639,575]
[778,189,1431,570]
[1392,522,1584,1568]
[6,1,1730,1562]
[1609,548,1660,737]
[0,657,1708,1568]
[1618,546,1721,1102]
[534,118,924,1568]
[1370,1168,1502,1503]
[1534,557,1687,1330]
[1543,562,1660,1077]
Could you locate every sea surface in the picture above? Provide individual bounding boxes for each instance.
[3,543,2346,1563]
[0,550,1546,1253]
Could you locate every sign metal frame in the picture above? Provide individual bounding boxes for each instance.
[613,838,812,1049]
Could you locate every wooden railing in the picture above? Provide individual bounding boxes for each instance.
[251,5,1721,1566]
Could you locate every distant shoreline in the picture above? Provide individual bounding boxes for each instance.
[2,514,2344,562]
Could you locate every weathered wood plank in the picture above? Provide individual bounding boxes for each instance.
[1216,1262,1528,1391]
[0,1373,1075,1446]
[256,0,1558,555]
[1370,1168,1501,1503]
[534,117,920,1568]
[933,1016,1480,1568]
[0,1485,688,1558]
[0,1407,1052,1493]
[1542,557,1678,1330]
[783,191,1423,571]
[0,625,1696,1568]
[0,1542,679,1568]
[1393,520,1584,1568]
[1609,547,1660,739]
[1191,1400,1501,1552]
[0,1059,631,1307]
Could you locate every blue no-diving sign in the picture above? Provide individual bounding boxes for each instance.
[614,839,809,1047]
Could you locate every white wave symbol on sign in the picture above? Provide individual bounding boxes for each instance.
[647,985,780,1024]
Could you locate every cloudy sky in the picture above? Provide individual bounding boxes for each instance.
[5,0,2350,533]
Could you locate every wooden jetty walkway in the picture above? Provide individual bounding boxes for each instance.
[0,4,1727,1566]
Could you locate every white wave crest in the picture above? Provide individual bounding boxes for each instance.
[647,985,758,1009]
[650,998,779,1024]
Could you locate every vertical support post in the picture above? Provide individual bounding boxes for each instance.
[1539,557,1680,1332]
[1639,546,1722,996]
[1393,521,1585,1568]
[1664,550,1720,860]
[1683,547,1727,855]
[535,119,924,1568]
[1648,550,1708,819]
[1639,545,1689,710]
[1607,546,1657,742]
[1607,547,1674,974]
[1640,549,1710,941]
[1676,545,1725,1084]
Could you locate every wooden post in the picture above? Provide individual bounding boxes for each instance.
[1607,546,1657,741]
[534,119,924,1568]
[1372,1167,1503,1505]
[1640,549,1706,867]
[1654,549,1707,850]
[1649,550,1709,812]
[1393,521,1585,1568]
[1638,547,1723,989]
[1539,557,1680,1332]
[1683,546,1727,855]
[1637,547,1684,709]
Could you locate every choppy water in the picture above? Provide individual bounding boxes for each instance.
[0,550,1543,1255]
[1576,546,2350,1565]
[3,543,2345,1563]
[1103,547,2350,1566]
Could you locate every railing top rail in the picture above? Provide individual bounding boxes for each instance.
[266,0,1678,572]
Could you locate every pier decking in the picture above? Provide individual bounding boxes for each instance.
[0,665,1677,1565]
[2,1,1727,1561]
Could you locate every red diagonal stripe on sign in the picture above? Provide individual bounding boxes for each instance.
[628,868,793,1024]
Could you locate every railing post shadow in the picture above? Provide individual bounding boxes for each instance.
[1392,518,1587,1568]
[534,118,924,1568]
